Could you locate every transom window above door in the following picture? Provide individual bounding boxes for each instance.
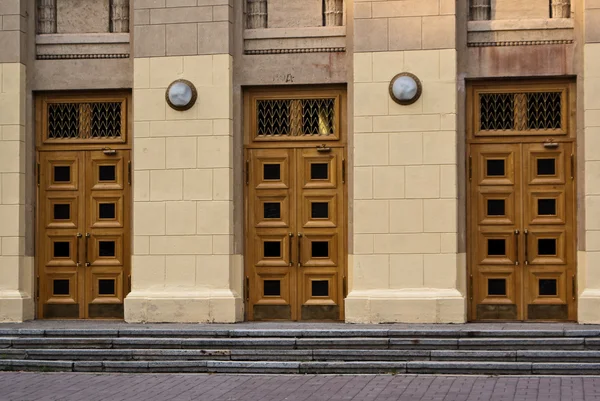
[246,87,346,143]
[37,92,129,145]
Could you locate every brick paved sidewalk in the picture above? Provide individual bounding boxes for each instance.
[1,373,599,401]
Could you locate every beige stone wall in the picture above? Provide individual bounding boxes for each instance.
[0,1,33,322]
[347,0,465,323]
[579,0,600,323]
[126,0,242,322]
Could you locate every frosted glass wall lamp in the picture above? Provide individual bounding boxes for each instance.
[166,79,197,111]
[389,73,422,105]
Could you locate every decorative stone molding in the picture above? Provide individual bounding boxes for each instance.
[110,0,129,33]
[244,26,346,55]
[38,0,57,34]
[324,0,343,26]
[468,39,574,47]
[247,0,267,29]
[37,53,130,60]
[468,19,574,46]
[551,0,571,18]
[470,0,491,21]
[36,33,130,60]
[245,47,345,54]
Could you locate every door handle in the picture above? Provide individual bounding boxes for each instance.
[297,233,303,267]
[514,229,519,266]
[288,233,294,266]
[524,229,529,266]
[84,233,91,267]
[316,144,331,153]
[76,233,82,267]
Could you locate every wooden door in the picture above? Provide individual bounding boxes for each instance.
[38,149,130,319]
[469,142,576,321]
[246,147,345,321]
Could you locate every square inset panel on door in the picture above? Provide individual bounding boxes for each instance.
[45,156,80,191]
[89,234,123,266]
[90,195,124,228]
[89,271,123,303]
[528,229,566,265]
[478,190,516,225]
[255,234,291,267]
[477,150,516,186]
[45,194,79,229]
[528,190,566,225]
[301,233,338,267]
[44,271,79,305]
[299,151,338,189]
[301,194,338,228]
[477,230,517,266]
[526,148,566,185]
[89,155,124,190]
[252,149,292,190]
[255,194,290,228]
[477,269,517,304]
[45,235,79,267]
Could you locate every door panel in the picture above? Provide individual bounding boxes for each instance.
[246,147,345,321]
[469,142,576,321]
[38,150,130,319]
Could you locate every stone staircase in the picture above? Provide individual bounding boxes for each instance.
[2,324,600,374]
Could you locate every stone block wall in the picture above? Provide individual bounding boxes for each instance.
[0,0,32,322]
[126,0,242,323]
[347,0,465,323]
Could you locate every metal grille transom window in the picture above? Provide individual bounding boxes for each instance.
[247,87,344,142]
[38,93,128,144]
[474,85,569,136]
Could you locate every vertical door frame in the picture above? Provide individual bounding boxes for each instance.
[35,91,132,319]
[242,85,348,321]
[466,79,577,322]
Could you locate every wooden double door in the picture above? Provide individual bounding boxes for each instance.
[246,147,345,321]
[37,149,130,319]
[469,141,576,321]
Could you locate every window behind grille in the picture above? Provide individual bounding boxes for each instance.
[247,88,344,143]
[472,84,570,137]
[39,93,128,144]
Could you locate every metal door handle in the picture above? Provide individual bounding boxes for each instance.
[76,233,82,267]
[524,229,529,266]
[297,233,303,267]
[288,233,294,266]
[84,233,91,267]
[316,144,331,153]
[514,230,519,266]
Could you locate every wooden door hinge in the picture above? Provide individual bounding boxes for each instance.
[36,276,39,300]
[342,158,346,184]
[572,274,577,300]
[343,276,347,298]
[127,161,132,185]
[128,274,132,293]
[468,155,472,181]
[36,163,40,186]
[245,160,249,185]
[245,276,250,301]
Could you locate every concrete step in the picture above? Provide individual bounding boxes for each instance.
[0,328,597,339]
[2,336,596,350]
[2,358,600,375]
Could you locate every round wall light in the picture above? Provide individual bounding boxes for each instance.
[166,79,197,111]
[389,72,422,105]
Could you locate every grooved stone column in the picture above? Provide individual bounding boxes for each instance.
[348,0,464,323]
[0,0,33,322]
[126,0,241,322]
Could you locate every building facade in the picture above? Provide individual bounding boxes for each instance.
[0,0,597,323]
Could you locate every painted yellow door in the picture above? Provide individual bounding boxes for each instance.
[246,147,345,320]
[469,142,576,321]
[38,149,130,319]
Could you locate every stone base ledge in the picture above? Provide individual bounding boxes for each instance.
[578,289,600,323]
[345,289,466,324]
[124,290,243,323]
[0,291,34,322]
